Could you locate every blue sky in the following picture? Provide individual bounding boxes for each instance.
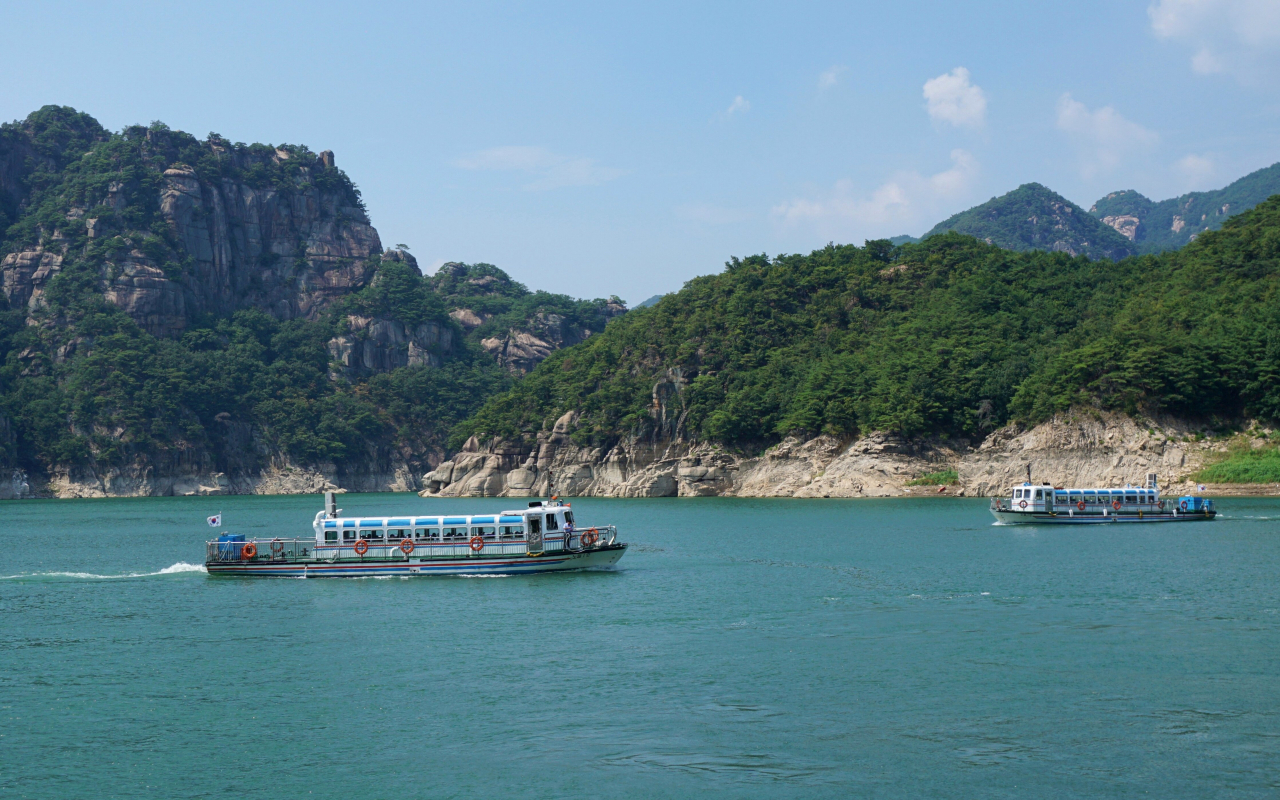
[4,0,1280,304]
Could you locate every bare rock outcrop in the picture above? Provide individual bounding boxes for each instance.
[420,410,1238,500]
[328,315,455,379]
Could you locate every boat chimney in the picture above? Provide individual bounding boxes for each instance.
[1145,473,1158,491]
[325,491,337,518]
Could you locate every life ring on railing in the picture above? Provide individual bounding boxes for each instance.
[270,538,284,555]
[1180,500,1188,511]
[400,538,414,555]
[241,542,257,559]
[1077,501,1086,511]
[1112,500,1122,510]
[582,528,599,548]
[469,536,485,552]
[1018,500,1027,509]
[354,539,369,556]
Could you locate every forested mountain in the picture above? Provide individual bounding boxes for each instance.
[457,197,1280,454]
[1090,162,1280,253]
[920,183,1136,260]
[0,106,621,494]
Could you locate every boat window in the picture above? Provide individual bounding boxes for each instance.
[360,529,381,540]
[343,529,355,541]
[472,526,497,540]
[545,513,559,531]
[443,526,466,540]
[529,517,542,535]
[564,511,575,526]
[1125,493,1137,503]
[325,530,338,542]
[414,528,427,540]
[1034,489,1043,500]
[1085,494,1095,503]
[428,528,440,540]
[500,525,525,540]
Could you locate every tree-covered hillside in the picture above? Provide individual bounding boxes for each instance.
[922,183,1135,261]
[1090,162,1280,253]
[457,197,1280,452]
[0,106,620,485]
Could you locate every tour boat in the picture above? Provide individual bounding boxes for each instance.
[990,473,1216,525]
[205,495,627,577]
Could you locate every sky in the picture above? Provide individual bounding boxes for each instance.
[4,0,1280,305]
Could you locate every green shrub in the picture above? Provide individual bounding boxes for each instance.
[907,469,959,486]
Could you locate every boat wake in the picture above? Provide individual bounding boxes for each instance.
[1,562,207,581]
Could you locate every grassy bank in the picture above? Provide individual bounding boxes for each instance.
[1196,440,1280,483]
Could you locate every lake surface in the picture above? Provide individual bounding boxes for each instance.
[2,494,1278,799]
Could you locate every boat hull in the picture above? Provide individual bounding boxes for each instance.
[991,509,1216,525]
[206,543,627,577]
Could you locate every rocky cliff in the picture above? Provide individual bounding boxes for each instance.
[421,410,1238,499]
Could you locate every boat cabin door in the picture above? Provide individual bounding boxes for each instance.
[1044,488,1053,513]
[527,514,543,554]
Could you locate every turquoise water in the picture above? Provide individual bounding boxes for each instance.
[2,494,1278,799]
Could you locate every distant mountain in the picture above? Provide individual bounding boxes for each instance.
[922,183,1136,261]
[888,235,919,246]
[1090,162,1280,253]
[635,294,665,308]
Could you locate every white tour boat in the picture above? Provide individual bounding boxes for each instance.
[205,494,626,577]
[990,472,1216,525]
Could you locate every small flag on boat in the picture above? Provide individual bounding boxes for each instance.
[207,514,222,528]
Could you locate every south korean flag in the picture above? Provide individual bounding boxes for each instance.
[207,514,222,528]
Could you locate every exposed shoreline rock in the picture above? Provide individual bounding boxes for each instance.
[419,410,1268,500]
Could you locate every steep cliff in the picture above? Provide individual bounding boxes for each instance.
[0,107,623,497]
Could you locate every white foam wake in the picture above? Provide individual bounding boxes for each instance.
[1,562,207,580]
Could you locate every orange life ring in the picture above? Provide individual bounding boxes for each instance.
[354,539,369,556]
[400,538,414,555]
[1076,501,1085,511]
[241,542,257,559]
[1112,500,1122,510]
[469,536,485,552]
[582,528,599,547]
[270,538,284,554]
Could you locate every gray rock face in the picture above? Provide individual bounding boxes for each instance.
[0,157,382,338]
[420,411,1230,500]
[480,302,628,375]
[328,315,455,379]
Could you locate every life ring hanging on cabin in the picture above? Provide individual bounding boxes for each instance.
[400,538,414,555]
[1180,500,1189,511]
[241,542,257,559]
[1077,501,1086,511]
[270,538,284,555]
[1018,500,1027,509]
[1112,500,1122,511]
[469,536,485,552]
[354,539,369,556]
[582,528,599,548]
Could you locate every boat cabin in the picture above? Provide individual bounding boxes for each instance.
[313,500,575,546]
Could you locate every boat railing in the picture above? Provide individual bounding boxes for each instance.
[206,525,620,562]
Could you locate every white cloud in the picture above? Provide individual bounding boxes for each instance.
[771,149,979,235]
[1055,94,1159,179]
[1175,153,1217,187]
[818,65,847,90]
[453,145,624,190]
[923,67,987,128]
[1149,0,1280,79]
[675,204,751,225]
[726,95,751,115]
